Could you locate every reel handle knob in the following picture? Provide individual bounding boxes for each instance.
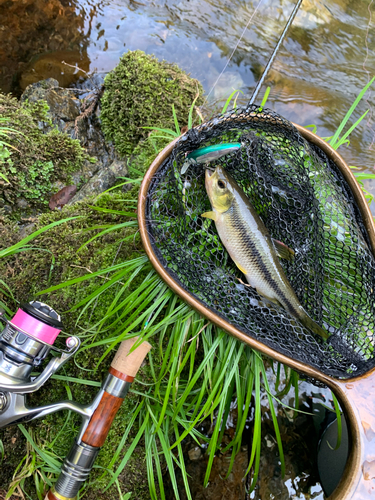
[46,337,151,500]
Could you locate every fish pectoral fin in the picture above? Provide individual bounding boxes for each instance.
[237,277,252,287]
[201,211,217,221]
[272,238,295,260]
[234,261,248,275]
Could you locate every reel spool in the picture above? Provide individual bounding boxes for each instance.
[0,301,77,391]
[0,301,63,381]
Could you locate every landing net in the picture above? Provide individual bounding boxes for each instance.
[145,106,375,378]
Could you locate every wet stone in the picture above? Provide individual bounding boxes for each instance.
[188,446,202,461]
[20,78,80,124]
[68,159,128,203]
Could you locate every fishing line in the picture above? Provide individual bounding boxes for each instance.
[195,0,303,126]
[198,0,267,110]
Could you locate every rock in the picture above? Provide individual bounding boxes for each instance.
[68,159,128,204]
[188,447,202,461]
[16,198,28,210]
[0,92,90,217]
[21,79,80,125]
[19,222,36,239]
[19,80,121,209]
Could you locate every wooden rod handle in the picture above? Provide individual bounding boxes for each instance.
[45,491,58,500]
[81,337,151,448]
[81,391,123,447]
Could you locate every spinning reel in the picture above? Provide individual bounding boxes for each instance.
[0,301,81,428]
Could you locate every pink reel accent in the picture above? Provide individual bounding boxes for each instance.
[11,308,61,345]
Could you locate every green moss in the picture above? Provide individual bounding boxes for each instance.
[100,50,204,156]
[130,130,173,175]
[0,94,92,212]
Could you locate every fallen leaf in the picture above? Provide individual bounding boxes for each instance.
[49,185,77,210]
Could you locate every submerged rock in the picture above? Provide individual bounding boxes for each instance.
[20,50,90,90]
[0,0,87,95]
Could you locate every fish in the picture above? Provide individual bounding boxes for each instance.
[181,143,241,174]
[202,165,328,340]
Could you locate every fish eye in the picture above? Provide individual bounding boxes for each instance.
[217,180,226,189]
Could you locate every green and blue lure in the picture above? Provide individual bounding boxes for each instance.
[181,143,241,174]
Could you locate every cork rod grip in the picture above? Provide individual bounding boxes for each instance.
[110,337,152,377]
[81,337,151,448]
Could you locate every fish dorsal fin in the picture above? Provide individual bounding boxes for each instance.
[201,211,217,221]
[272,239,295,260]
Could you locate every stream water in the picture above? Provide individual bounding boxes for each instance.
[1,0,375,204]
[0,0,374,498]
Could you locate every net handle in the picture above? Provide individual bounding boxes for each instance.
[329,369,375,499]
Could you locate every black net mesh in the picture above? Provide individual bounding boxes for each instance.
[145,106,375,379]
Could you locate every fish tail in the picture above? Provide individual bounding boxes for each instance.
[299,311,329,340]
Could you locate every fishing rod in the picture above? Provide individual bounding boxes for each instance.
[249,0,303,105]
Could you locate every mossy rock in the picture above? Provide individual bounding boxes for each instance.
[100,50,204,156]
[129,129,174,175]
[0,94,92,214]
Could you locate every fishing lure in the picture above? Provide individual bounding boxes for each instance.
[181,142,241,174]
